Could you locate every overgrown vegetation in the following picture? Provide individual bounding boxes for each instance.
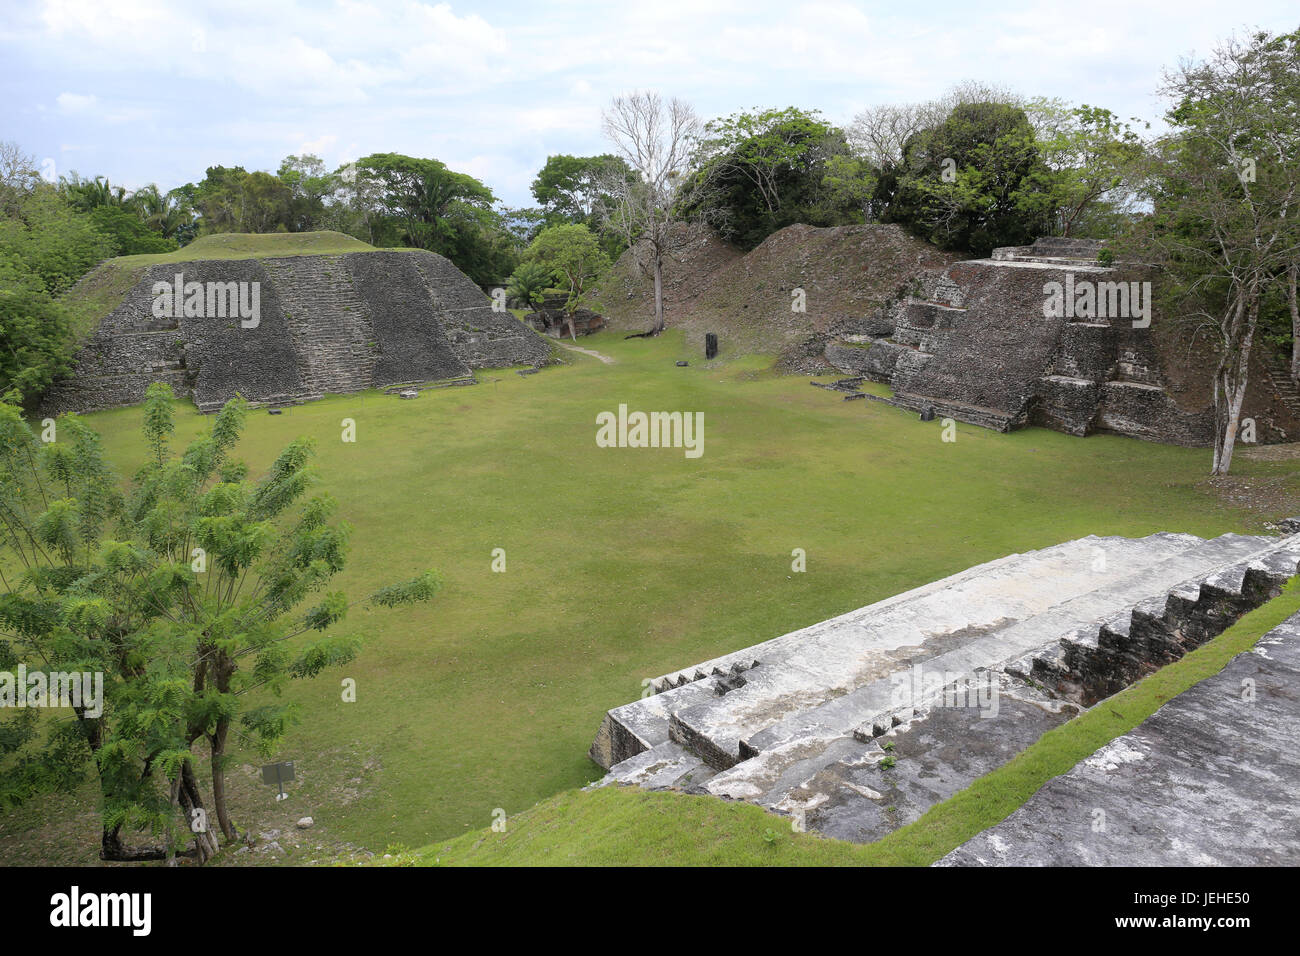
[0,384,438,861]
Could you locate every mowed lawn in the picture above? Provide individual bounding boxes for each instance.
[5,330,1285,858]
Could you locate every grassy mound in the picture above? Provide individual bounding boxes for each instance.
[56,231,381,341]
[584,223,956,357]
[115,229,377,266]
[414,577,1300,866]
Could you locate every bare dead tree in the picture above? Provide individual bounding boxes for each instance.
[598,91,705,336]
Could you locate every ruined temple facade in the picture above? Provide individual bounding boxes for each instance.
[825,238,1300,446]
[42,250,550,415]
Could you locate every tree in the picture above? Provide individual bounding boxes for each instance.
[0,185,113,294]
[278,155,340,232]
[0,255,75,399]
[677,106,873,248]
[0,385,440,860]
[1135,29,1300,475]
[522,224,610,339]
[599,91,704,336]
[881,101,1057,257]
[1028,101,1146,237]
[126,184,195,242]
[0,142,43,218]
[88,206,178,255]
[505,261,553,311]
[532,154,635,225]
[352,152,496,251]
[848,81,1024,170]
[188,166,294,235]
[58,173,129,214]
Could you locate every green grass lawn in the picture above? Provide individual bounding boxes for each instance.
[5,329,1297,862]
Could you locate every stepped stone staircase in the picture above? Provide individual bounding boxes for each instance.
[262,256,376,400]
[590,531,1300,844]
[819,237,1223,446]
[1264,355,1300,420]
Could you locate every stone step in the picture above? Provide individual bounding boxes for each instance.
[732,534,1262,760]
[263,255,378,397]
[938,610,1300,866]
[1011,534,1300,703]
[888,392,1019,432]
[727,673,1081,842]
[589,531,1300,846]
[599,740,716,792]
[662,533,1212,768]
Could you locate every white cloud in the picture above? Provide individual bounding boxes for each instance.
[55,91,96,112]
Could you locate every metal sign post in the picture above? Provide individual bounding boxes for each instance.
[261,760,296,802]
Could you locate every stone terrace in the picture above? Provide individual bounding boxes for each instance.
[41,250,550,415]
[591,532,1300,844]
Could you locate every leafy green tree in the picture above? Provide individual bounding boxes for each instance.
[88,206,177,255]
[278,154,340,232]
[127,184,196,242]
[189,166,293,234]
[677,107,871,248]
[58,173,129,214]
[506,261,553,310]
[532,154,634,223]
[1029,100,1146,237]
[522,224,609,339]
[881,101,1057,257]
[1131,28,1300,474]
[531,154,635,260]
[0,185,114,294]
[352,152,495,250]
[0,385,440,860]
[0,254,75,399]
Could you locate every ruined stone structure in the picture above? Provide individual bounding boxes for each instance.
[524,292,607,338]
[42,250,549,414]
[591,531,1300,845]
[824,238,1295,446]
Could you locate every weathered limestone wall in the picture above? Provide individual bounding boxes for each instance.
[42,250,549,415]
[827,239,1235,445]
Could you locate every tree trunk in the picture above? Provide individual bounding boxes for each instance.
[209,720,238,842]
[178,759,220,863]
[650,251,665,335]
[1288,263,1299,381]
[1211,297,1258,476]
[100,824,168,862]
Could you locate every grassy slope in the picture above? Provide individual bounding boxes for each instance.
[416,577,1300,866]
[58,231,380,339]
[110,230,377,266]
[5,330,1298,862]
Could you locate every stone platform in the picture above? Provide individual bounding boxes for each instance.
[591,532,1300,844]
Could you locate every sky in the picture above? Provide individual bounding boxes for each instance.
[2,0,1297,208]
